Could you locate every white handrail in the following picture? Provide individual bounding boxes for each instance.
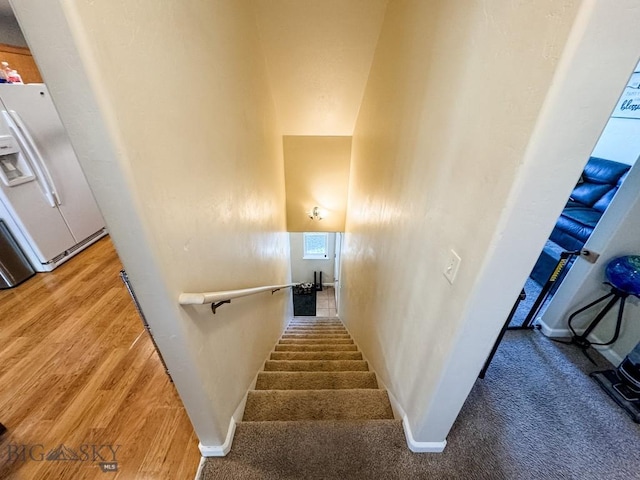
[179,283,296,306]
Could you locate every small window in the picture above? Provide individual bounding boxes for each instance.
[303,233,328,259]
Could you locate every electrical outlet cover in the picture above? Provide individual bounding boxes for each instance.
[444,250,461,284]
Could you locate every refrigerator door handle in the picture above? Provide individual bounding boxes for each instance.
[2,110,56,208]
[3,110,62,206]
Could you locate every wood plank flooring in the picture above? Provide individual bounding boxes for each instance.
[0,237,200,480]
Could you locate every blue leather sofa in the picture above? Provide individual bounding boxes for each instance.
[530,157,630,285]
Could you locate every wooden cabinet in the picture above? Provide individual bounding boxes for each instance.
[0,43,43,84]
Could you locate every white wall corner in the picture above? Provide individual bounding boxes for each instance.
[538,319,624,366]
[376,374,404,421]
[402,416,447,453]
[199,417,236,457]
[354,344,447,453]
[537,319,570,338]
[193,456,206,480]
[594,344,624,366]
[198,321,288,457]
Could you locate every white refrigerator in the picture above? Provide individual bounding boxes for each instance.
[0,84,106,272]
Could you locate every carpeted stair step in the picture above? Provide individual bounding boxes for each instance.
[289,319,344,326]
[243,389,394,421]
[288,324,344,329]
[286,327,347,332]
[285,331,348,335]
[264,360,368,372]
[283,331,350,335]
[203,420,405,479]
[288,319,344,327]
[270,351,362,360]
[285,331,348,336]
[281,334,351,339]
[255,371,378,390]
[279,338,354,345]
[289,320,343,324]
[290,319,343,322]
[275,344,358,352]
[288,321,344,325]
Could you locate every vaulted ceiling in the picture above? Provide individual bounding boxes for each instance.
[253,0,388,136]
[2,0,387,136]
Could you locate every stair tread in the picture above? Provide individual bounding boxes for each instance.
[290,322,343,325]
[290,320,342,322]
[289,322,344,325]
[264,360,368,372]
[275,344,358,352]
[286,327,346,330]
[279,339,354,344]
[255,371,378,390]
[282,334,351,339]
[289,325,343,328]
[283,331,350,335]
[270,351,362,360]
[243,389,394,421]
[285,331,348,335]
[239,419,400,426]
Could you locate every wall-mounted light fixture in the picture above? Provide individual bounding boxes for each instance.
[308,206,324,221]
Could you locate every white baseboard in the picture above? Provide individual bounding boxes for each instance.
[402,415,447,453]
[199,417,236,456]
[537,319,570,338]
[350,332,447,453]
[347,338,401,421]
[538,320,623,366]
[377,377,405,424]
[193,456,206,479]
[593,343,624,366]
[198,319,289,457]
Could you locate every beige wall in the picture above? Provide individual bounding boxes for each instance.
[341,0,583,444]
[284,136,351,232]
[13,0,290,450]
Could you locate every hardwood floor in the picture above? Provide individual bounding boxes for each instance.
[0,237,200,479]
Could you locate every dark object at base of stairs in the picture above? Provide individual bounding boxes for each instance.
[293,289,317,316]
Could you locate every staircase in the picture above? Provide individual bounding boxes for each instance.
[198,318,405,479]
[242,317,394,422]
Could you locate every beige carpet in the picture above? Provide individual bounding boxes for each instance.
[242,317,394,422]
[201,329,640,480]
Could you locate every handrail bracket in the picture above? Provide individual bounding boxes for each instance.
[211,300,231,314]
[271,288,282,294]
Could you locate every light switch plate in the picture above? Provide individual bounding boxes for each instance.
[444,250,461,284]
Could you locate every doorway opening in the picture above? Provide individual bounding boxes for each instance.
[289,231,343,317]
[506,59,640,360]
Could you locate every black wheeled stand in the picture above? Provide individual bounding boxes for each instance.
[554,284,631,364]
